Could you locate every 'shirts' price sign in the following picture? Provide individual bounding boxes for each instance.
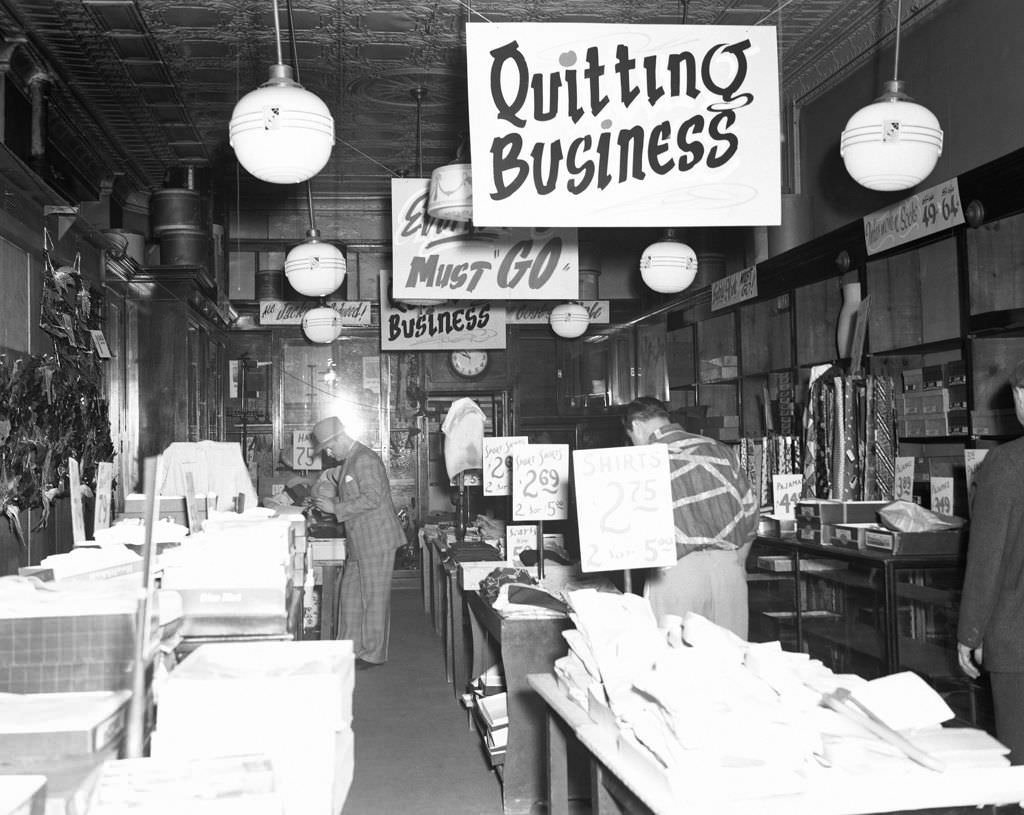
[771,474,803,518]
[482,436,528,496]
[894,457,915,501]
[930,476,954,517]
[572,445,676,573]
[512,444,569,521]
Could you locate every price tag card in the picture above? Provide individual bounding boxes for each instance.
[864,178,965,255]
[483,436,528,496]
[964,449,989,492]
[512,444,569,521]
[506,524,537,566]
[930,476,955,516]
[572,445,676,573]
[771,474,803,518]
[292,430,323,471]
[894,457,916,501]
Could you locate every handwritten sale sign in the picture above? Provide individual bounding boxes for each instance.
[379,270,507,350]
[292,430,323,471]
[391,179,579,300]
[572,445,676,572]
[711,266,758,311]
[483,436,528,496]
[467,23,780,228]
[864,178,965,255]
[259,300,371,326]
[512,444,570,521]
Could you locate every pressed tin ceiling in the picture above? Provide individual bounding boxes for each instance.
[0,0,953,200]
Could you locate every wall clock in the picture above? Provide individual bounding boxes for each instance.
[449,349,490,379]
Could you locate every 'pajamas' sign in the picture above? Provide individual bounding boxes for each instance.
[467,23,780,227]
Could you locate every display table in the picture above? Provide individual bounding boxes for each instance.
[528,672,1024,815]
[465,592,574,815]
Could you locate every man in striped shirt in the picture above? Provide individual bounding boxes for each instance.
[623,398,758,638]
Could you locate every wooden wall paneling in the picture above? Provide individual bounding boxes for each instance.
[740,296,792,375]
[917,237,960,344]
[795,277,844,366]
[971,336,1024,411]
[511,330,560,422]
[868,252,923,350]
[967,210,1024,315]
[666,324,695,388]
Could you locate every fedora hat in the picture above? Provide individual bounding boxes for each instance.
[311,416,346,454]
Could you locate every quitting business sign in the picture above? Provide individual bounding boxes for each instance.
[391,179,579,300]
[466,22,780,228]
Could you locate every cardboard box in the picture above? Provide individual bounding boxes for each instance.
[0,776,46,815]
[902,368,923,392]
[947,409,970,435]
[900,392,923,415]
[920,389,950,414]
[121,494,211,527]
[922,364,945,390]
[842,501,889,524]
[943,359,967,386]
[924,414,950,436]
[972,409,1022,436]
[309,538,347,561]
[796,500,844,523]
[862,526,967,555]
[0,691,130,760]
[830,523,877,551]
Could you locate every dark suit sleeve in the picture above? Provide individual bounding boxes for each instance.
[958,447,1015,647]
[330,451,388,523]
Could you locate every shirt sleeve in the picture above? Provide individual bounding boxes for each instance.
[957,447,1015,647]
[329,453,388,523]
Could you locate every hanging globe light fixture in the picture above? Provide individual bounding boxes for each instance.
[285,183,346,297]
[639,228,698,294]
[840,0,942,191]
[549,302,590,339]
[302,304,343,344]
[228,0,334,184]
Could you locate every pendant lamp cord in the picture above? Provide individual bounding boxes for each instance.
[283,0,318,232]
[413,86,424,177]
[272,0,284,66]
[892,0,903,82]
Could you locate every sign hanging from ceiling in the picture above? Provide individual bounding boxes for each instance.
[391,179,579,300]
[466,22,780,228]
[379,269,507,350]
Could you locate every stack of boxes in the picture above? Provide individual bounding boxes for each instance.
[795,500,888,548]
[699,355,740,442]
[898,360,969,437]
[151,640,355,814]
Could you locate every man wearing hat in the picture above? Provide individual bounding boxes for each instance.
[311,416,405,669]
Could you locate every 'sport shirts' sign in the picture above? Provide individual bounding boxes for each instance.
[467,22,780,228]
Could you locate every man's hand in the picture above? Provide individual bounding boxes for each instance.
[957,641,983,679]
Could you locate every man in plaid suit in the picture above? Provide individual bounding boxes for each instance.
[312,416,405,669]
[623,398,758,638]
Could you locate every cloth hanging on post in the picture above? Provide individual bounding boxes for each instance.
[441,397,486,481]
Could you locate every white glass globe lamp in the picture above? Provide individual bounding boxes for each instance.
[549,302,590,339]
[639,229,698,294]
[285,230,346,297]
[840,80,943,191]
[302,305,342,344]
[229,63,335,184]
[427,162,473,222]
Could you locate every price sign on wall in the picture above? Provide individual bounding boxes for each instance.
[572,445,676,573]
[483,436,528,496]
[930,476,955,516]
[512,445,569,521]
[771,474,803,518]
[292,430,323,471]
[894,457,915,501]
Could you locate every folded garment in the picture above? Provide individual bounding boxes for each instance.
[506,585,569,614]
[517,548,573,567]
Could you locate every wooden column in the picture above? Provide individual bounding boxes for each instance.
[28,70,51,177]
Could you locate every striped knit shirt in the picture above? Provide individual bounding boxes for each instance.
[649,423,758,559]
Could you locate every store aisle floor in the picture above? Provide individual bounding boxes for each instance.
[341,586,504,815]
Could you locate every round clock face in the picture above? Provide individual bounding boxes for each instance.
[449,350,489,379]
